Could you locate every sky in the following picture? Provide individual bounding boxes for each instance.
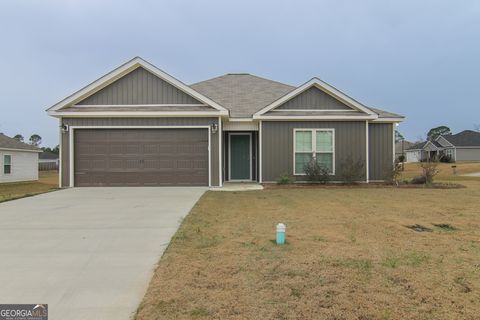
[0,0,479,147]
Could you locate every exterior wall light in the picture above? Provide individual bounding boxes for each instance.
[211,123,218,134]
[60,124,69,133]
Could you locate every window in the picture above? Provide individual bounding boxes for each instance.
[294,129,334,175]
[4,155,11,174]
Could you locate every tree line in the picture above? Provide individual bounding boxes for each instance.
[12,134,59,155]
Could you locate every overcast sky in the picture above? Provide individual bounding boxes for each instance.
[0,0,479,146]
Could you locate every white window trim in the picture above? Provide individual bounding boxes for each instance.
[293,128,335,176]
[3,154,12,175]
[228,132,253,182]
[68,125,212,187]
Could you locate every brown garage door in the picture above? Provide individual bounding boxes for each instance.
[74,128,208,186]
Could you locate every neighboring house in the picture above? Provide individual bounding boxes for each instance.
[395,140,414,160]
[405,130,480,162]
[0,133,41,183]
[46,57,404,187]
[39,151,59,171]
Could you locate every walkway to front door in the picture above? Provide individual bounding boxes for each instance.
[229,133,252,181]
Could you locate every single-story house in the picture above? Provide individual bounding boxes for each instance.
[39,151,59,171]
[395,140,414,160]
[405,130,480,162]
[0,133,41,183]
[46,57,404,187]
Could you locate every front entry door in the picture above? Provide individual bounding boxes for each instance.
[229,134,251,180]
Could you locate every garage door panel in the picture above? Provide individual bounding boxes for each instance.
[74,129,208,186]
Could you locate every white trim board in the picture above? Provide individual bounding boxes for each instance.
[254,78,377,117]
[228,132,253,182]
[253,115,377,120]
[68,125,212,187]
[51,111,226,118]
[47,57,229,115]
[0,147,41,153]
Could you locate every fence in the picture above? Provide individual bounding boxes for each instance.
[39,162,58,171]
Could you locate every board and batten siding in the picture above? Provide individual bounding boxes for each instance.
[0,150,39,183]
[261,121,367,182]
[60,117,220,187]
[76,67,203,105]
[368,123,394,181]
[276,87,353,111]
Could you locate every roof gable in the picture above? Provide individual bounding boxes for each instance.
[77,67,203,106]
[276,86,353,111]
[47,57,228,115]
[254,78,377,118]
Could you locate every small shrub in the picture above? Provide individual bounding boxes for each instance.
[277,173,293,184]
[304,159,330,184]
[384,161,402,185]
[411,175,427,184]
[339,156,365,184]
[420,161,439,184]
[397,154,406,163]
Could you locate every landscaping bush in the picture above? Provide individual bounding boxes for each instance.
[277,173,294,184]
[420,161,440,185]
[397,154,406,163]
[411,175,427,184]
[304,159,330,184]
[384,161,403,185]
[339,157,365,184]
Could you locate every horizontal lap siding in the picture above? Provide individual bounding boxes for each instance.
[60,117,219,187]
[261,121,366,182]
[368,123,393,181]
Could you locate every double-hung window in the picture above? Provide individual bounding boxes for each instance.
[4,155,11,174]
[294,129,334,175]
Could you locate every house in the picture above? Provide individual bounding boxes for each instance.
[395,140,414,160]
[405,130,480,162]
[0,133,41,183]
[46,57,404,187]
[39,151,59,171]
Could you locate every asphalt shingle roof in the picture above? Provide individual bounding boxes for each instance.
[191,74,294,118]
[442,130,480,147]
[191,74,403,119]
[0,133,40,151]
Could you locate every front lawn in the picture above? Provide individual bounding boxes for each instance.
[136,178,480,319]
[0,171,58,202]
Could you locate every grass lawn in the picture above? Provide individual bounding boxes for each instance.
[0,171,59,202]
[136,163,480,320]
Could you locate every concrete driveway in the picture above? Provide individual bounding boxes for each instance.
[0,187,206,320]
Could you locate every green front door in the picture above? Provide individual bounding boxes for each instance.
[230,134,251,180]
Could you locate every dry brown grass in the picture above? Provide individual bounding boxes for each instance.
[400,161,480,182]
[0,171,58,202]
[137,177,480,319]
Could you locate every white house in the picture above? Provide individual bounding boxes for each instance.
[0,133,41,183]
[405,130,480,163]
